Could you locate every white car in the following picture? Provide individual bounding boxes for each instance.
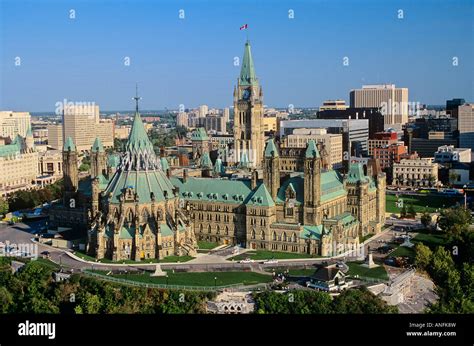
[239,258,255,264]
[263,259,278,264]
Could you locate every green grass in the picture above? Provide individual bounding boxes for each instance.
[389,230,447,259]
[74,251,193,264]
[287,268,317,277]
[197,241,218,250]
[228,250,320,261]
[347,262,389,281]
[359,234,373,243]
[93,270,272,287]
[386,194,462,214]
[33,257,61,270]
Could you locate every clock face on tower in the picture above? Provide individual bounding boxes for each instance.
[242,89,250,100]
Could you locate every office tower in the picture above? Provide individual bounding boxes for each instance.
[446,98,465,117]
[223,107,230,123]
[349,84,408,127]
[0,111,31,139]
[458,104,474,152]
[199,105,208,118]
[280,118,369,157]
[177,112,189,128]
[47,104,114,151]
[319,100,348,111]
[233,40,265,168]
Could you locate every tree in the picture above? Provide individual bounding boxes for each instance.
[407,204,416,218]
[332,287,397,314]
[438,208,471,242]
[79,163,90,172]
[0,197,8,217]
[421,212,432,229]
[414,243,432,270]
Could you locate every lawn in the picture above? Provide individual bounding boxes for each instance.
[228,250,320,261]
[93,270,273,287]
[347,262,389,281]
[197,241,219,250]
[389,230,447,259]
[287,268,317,277]
[386,194,462,214]
[74,251,193,264]
[33,257,60,270]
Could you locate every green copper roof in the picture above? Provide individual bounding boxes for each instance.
[346,163,369,184]
[97,174,109,189]
[0,135,21,158]
[26,124,33,137]
[107,154,121,168]
[63,137,76,151]
[200,152,212,169]
[330,212,358,227]
[171,176,254,205]
[305,140,320,159]
[239,40,258,86]
[104,170,176,204]
[126,111,154,152]
[264,138,279,158]
[247,183,275,207]
[276,171,346,205]
[213,158,225,175]
[191,128,209,141]
[160,157,170,172]
[301,225,325,240]
[91,137,104,153]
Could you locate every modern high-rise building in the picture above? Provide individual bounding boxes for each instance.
[319,100,348,111]
[446,98,465,117]
[349,84,408,127]
[47,104,114,151]
[0,111,31,139]
[283,128,343,169]
[199,105,208,118]
[458,104,474,152]
[223,107,230,123]
[233,40,265,168]
[280,118,369,157]
[176,112,189,128]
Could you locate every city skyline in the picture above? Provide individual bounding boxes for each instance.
[1,0,473,112]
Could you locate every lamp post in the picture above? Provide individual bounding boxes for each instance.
[463,185,467,209]
[214,276,217,288]
[166,274,169,286]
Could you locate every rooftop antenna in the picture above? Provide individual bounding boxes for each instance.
[133,83,142,113]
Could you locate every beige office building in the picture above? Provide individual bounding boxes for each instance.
[262,116,278,133]
[114,125,131,139]
[0,111,31,139]
[350,84,409,126]
[47,105,114,151]
[319,100,348,111]
[458,104,474,153]
[284,128,343,169]
[176,112,189,128]
[393,158,438,187]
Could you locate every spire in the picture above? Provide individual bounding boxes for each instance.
[63,137,76,151]
[91,137,104,153]
[264,138,279,158]
[26,123,33,137]
[213,158,225,175]
[239,40,258,86]
[305,140,320,159]
[125,89,154,153]
[200,152,213,169]
[133,83,141,113]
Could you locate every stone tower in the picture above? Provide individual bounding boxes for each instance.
[263,138,280,200]
[303,140,321,224]
[368,158,386,230]
[345,163,370,236]
[233,40,265,168]
[90,137,107,178]
[62,137,78,206]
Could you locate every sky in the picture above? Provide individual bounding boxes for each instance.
[0,0,473,112]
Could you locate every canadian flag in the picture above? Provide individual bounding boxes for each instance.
[240,24,248,30]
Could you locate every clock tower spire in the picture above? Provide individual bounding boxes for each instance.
[233,40,265,168]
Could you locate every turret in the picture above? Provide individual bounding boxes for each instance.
[62,137,78,206]
[304,140,321,224]
[91,137,107,178]
[263,138,280,200]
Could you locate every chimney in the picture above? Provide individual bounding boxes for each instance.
[183,168,188,183]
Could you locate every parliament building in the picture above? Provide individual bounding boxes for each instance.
[53,41,386,261]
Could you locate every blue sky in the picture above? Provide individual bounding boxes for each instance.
[0,0,473,111]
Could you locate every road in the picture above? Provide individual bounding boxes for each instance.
[0,220,420,273]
